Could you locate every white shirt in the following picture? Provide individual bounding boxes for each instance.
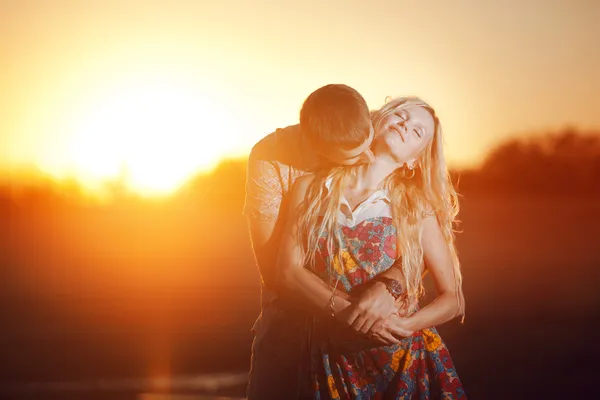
[324,177,392,227]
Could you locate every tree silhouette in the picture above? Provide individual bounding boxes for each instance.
[457,128,600,195]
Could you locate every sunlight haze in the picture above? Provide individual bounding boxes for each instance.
[1,0,598,195]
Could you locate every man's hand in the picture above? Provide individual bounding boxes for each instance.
[369,314,415,346]
[345,282,397,334]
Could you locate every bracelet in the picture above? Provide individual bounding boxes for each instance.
[326,277,341,317]
[325,295,336,317]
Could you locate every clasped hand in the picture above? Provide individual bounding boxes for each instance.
[336,282,414,345]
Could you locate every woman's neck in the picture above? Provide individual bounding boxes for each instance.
[353,157,401,191]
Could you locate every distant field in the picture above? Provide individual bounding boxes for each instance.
[1,194,598,399]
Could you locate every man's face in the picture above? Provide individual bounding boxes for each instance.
[313,125,376,167]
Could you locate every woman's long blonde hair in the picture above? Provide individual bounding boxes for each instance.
[298,97,464,317]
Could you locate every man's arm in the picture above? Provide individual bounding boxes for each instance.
[247,219,278,290]
[243,150,282,290]
[277,176,404,345]
[278,175,355,311]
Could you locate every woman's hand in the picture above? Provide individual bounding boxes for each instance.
[345,281,397,334]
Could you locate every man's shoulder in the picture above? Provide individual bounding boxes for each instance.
[287,173,315,202]
[249,124,301,162]
[292,174,315,192]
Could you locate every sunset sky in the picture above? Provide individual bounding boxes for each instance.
[1,0,599,194]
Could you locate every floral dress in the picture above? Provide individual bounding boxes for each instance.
[307,182,466,399]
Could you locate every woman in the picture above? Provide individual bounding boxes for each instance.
[278,97,466,399]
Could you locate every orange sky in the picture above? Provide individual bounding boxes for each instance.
[1,0,599,193]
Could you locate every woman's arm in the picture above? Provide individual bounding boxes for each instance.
[402,215,464,332]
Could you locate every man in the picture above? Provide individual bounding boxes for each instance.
[244,84,404,399]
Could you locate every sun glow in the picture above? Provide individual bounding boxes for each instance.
[37,78,245,197]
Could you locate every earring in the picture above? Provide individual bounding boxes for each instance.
[405,163,416,179]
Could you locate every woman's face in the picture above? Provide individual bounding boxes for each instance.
[373,105,435,165]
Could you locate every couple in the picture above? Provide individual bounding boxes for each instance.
[244,84,466,399]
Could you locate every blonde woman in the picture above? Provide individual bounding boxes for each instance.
[278,97,466,398]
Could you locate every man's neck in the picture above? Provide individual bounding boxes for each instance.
[298,131,320,171]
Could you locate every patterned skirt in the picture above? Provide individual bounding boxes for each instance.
[309,319,466,400]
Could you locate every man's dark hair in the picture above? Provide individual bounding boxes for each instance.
[300,84,371,149]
